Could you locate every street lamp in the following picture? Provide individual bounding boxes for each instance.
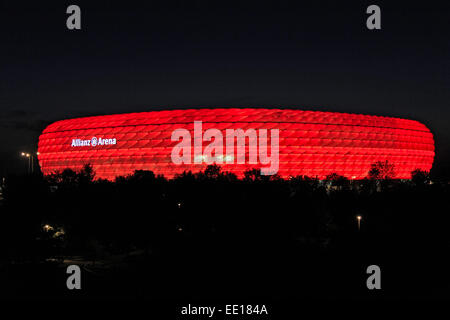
[21,152,31,174]
[21,151,39,174]
[356,215,362,231]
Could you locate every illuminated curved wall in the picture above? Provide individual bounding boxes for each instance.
[38,108,435,180]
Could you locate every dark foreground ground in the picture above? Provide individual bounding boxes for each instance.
[0,167,449,304]
[1,234,449,301]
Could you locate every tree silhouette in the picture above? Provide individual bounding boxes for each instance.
[78,163,96,184]
[411,168,430,186]
[325,172,350,190]
[368,160,395,180]
[203,164,222,179]
[46,163,95,187]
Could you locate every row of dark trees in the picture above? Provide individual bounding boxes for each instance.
[2,162,450,299]
[0,161,443,263]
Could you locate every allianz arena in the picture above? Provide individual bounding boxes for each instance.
[37,108,435,180]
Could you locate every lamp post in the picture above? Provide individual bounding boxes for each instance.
[21,152,39,174]
[356,215,362,231]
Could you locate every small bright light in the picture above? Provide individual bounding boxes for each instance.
[21,152,25,156]
[36,152,40,155]
[53,230,65,238]
[177,202,181,208]
[357,215,362,221]
[26,153,30,157]
[43,224,53,232]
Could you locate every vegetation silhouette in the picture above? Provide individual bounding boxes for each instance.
[0,162,448,299]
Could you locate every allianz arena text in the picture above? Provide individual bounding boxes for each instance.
[37,108,435,180]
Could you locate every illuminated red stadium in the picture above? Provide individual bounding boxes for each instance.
[37,108,435,180]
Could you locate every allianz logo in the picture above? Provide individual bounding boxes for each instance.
[71,137,117,147]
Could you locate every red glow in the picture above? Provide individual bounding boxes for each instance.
[37,108,435,180]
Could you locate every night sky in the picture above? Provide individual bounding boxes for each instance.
[1,0,449,177]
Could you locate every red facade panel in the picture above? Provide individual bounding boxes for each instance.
[37,108,435,180]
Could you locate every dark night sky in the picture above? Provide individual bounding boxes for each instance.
[1,0,449,177]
